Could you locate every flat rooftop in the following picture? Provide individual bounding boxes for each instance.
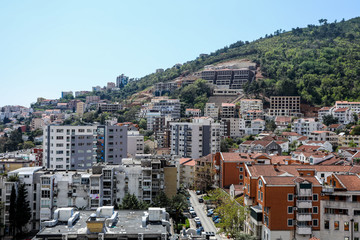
[36,210,168,239]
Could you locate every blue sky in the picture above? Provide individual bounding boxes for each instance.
[1,0,359,107]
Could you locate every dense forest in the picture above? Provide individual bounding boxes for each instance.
[96,17,360,106]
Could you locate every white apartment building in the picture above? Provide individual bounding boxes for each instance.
[204,103,219,120]
[43,125,127,170]
[170,122,220,159]
[292,118,322,136]
[318,106,354,125]
[240,99,263,114]
[335,101,360,113]
[127,131,144,156]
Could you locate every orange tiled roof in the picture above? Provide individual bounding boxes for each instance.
[336,174,360,191]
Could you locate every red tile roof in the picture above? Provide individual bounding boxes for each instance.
[336,174,360,191]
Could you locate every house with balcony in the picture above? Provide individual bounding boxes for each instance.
[320,173,360,240]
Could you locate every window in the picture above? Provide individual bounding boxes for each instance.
[288,206,293,214]
[324,220,329,229]
[41,190,50,198]
[56,136,64,140]
[355,222,359,232]
[344,222,349,231]
[258,190,260,200]
[261,192,263,201]
[313,206,318,214]
[313,194,318,201]
[239,175,243,180]
[313,219,318,227]
[288,194,294,201]
[334,221,339,230]
[239,167,243,172]
[287,219,293,226]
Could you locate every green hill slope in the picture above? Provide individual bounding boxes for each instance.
[119,17,360,106]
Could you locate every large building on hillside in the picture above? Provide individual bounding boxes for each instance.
[268,96,301,116]
[201,68,255,89]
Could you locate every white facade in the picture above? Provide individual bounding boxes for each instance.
[204,103,219,120]
[127,131,144,157]
[240,99,263,114]
[170,122,220,159]
[292,118,322,136]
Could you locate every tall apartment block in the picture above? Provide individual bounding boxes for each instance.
[268,96,301,116]
[170,121,220,159]
[43,125,127,170]
[116,74,129,88]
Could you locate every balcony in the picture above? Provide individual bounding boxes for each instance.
[244,196,253,206]
[250,206,263,225]
[296,225,312,235]
[322,185,334,193]
[297,200,312,209]
[296,213,312,221]
[143,186,151,190]
[298,188,312,197]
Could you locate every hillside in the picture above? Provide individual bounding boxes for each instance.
[116,17,360,106]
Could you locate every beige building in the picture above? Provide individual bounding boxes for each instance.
[338,134,360,147]
[179,158,195,189]
[31,118,44,130]
[309,131,338,146]
[163,166,178,198]
[76,101,86,116]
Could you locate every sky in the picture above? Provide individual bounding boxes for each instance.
[0,0,359,107]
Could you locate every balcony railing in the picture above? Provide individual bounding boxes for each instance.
[297,200,312,209]
[296,225,312,235]
[297,213,312,221]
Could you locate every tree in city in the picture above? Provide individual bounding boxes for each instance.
[7,183,32,238]
[169,194,188,223]
[144,144,151,154]
[351,126,360,135]
[322,114,338,126]
[265,120,277,132]
[139,118,147,130]
[152,191,170,208]
[9,186,16,237]
[119,193,148,210]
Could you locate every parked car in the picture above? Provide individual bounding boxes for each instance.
[196,221,202,227]
[214,218,221,224]
[194,217,200,222]
[196,190,201,195]
[212,215,219,221]
[198,198,204,203]
[189,207,194,211]
[207,209,213,217]
[190,210,197,218]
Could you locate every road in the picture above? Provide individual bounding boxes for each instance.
[188,190,221,240]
